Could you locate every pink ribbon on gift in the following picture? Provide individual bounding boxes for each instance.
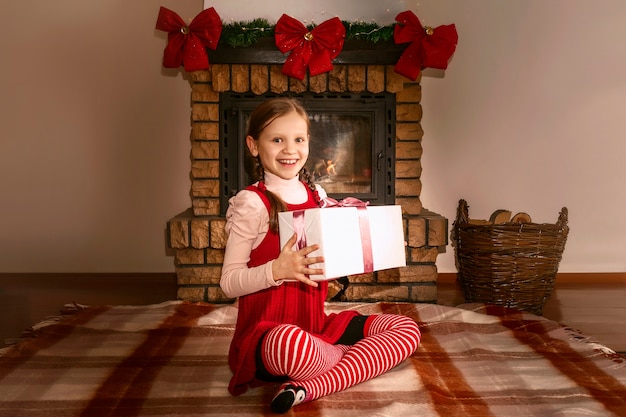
[292,210,308,250]
[318,197,374,273]
[319,196,369,209]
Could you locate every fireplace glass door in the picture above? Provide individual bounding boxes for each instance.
[219,93,395,215]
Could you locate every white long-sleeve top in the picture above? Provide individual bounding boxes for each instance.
[220,172,327,298]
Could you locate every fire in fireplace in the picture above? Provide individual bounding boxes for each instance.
[219,92,396,214]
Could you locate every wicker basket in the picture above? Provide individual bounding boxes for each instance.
[451,199,569,315]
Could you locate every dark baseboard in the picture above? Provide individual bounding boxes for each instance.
[0,272,177,285]
[2,271,624,286]
[438,272,626,284]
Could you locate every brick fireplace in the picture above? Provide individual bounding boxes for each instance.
[167,42,447,303]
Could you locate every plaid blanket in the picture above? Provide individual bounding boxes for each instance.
[0,301,625,416]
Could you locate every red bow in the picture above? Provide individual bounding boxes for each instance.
[393,10,458,81]
[275,14,345,80]
[155,7,222,72]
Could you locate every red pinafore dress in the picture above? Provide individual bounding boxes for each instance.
[227,182,358,396]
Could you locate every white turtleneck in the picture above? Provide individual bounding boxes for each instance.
[220,172,326,298]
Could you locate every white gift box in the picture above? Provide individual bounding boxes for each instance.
[278,205,406,281]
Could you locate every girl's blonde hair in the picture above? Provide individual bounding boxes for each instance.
[244,97,318,234]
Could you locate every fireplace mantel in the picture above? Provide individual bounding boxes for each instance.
[208,38,406,65]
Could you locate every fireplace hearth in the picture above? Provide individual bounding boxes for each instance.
[167,41,448,304]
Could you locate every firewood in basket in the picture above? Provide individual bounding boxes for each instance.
[489,209,512,224]
[468,218,491,225]
[511,212,532,223]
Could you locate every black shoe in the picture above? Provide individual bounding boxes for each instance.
[270,384,306,414]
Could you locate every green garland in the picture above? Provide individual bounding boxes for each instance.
[344,21,395,43]
[219,18,396,48]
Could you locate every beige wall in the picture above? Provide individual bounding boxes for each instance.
[1,0,625,274]
[0,0,201,272]
[415,0,626,273]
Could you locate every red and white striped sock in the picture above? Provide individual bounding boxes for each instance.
[261,323,349,382]
[278,314,421,404]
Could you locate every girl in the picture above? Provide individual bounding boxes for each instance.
[220,97,421,414]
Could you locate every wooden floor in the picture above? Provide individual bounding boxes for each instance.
[0,273,178,346]
[437,273,626,353]
[1,272,625,353]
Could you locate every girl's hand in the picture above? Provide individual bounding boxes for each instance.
[272,233,324,287]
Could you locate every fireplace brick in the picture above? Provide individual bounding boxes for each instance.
[167,62,447,304]
[410,284,438,302]
[427,216,448,247]
[328,66,347,92]
[396,103,423,122]
[409,247,439,263]
[289,77,308,94]
[190,71,211,83]
[191,199,220,216]
[191,123,219,142]
[175,248,204,265]
[190,220,209,248]
[191,140,220,161]
[396,123,424,140]
[396,179,422,197]
[347,66,366,92]
[207,286,232,303]
[231,64,249,93]
[250,65,269,95]
[385,66,406,93]
[309,73,327,93]
[405,212,447,247]
[396,138,422,154]
[191,179,219,198]
[377,265,438,283]
[191,83,219,102]
[367,65,385,93]
[395,197,423,215]
[177,287,205,302]
[191,160,219,179]
[396,160,422,178]
[175,248,224,265]
[177,266,221,285]
[269,66,288,93]
[191,103,219,122]
[346,272,375,283]
[396,82,422,101]
[346,285,409,302]
[211,64,230,92]
[169,219,188,249]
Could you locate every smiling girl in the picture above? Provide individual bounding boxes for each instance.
[220,97,421,413]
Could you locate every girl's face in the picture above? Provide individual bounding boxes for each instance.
[246,111,309,180]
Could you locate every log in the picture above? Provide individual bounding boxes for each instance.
[489,209,512,224]
[511,212,532,223]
